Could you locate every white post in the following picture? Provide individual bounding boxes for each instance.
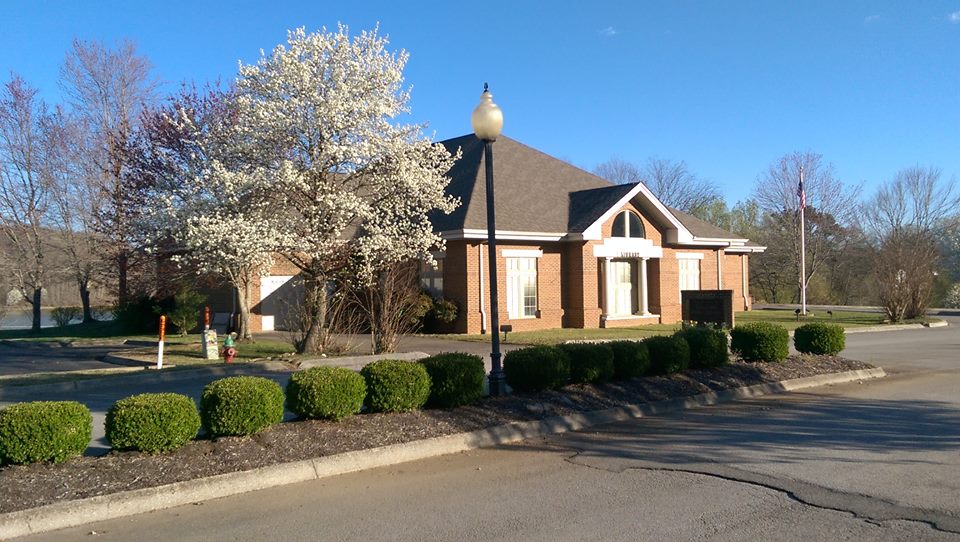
[799,166,807,316]
[604,258,614,317]
[156,315,166,370]
[640,258,650,315]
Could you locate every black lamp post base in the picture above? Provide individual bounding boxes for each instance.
[488,369,506,397]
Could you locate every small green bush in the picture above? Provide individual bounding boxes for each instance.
[106,393,200,453]
[361,360,432,413]
[794,323,846,355]
[645,335,691,375]
[419,352,485,408]
[557,343,615,383]
[286,367,366,421]
[676,327,729,369]
[607,341,651,379]
[503,346,570,392]
[200,376,285,437]
[731,322,790,362]
[169,286,206,336]
[0,401,91,465]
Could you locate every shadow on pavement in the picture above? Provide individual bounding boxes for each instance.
[510,393,960,465]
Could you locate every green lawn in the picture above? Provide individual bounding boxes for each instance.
[437,308,892,346]
[441,323,682,346]
[113,336,297,366]
[0,321,187,344]
[735,308,886,330]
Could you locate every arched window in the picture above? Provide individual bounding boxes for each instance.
[611,211,645,238]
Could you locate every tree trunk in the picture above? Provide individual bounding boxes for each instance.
[117,250,129,304]
[236,278,253,341]
[31,287,42,333]
[299,275,327,355]
[78,277,94,323]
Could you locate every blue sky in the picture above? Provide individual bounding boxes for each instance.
[2,1,959,203]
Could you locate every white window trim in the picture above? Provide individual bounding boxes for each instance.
[506,257,538,319]
[502,249,543,258]
[675,252,705,260]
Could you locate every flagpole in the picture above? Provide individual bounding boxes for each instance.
[799,166,807,316]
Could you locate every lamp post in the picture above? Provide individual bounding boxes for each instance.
[471,83,506,396]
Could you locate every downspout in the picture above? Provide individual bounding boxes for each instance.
[479,243,488,333]
[742,253,750,309]
[717,249,724,290]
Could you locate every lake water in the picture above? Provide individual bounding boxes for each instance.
[1,308,87,330]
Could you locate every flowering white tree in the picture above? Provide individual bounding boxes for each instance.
[234,26,458,354]
[134,87,273,339]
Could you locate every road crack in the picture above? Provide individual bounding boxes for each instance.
[558,446,960,535]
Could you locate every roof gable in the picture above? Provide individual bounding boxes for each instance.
[432,134,761,251]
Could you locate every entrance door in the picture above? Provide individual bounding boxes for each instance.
[610,260,636,316]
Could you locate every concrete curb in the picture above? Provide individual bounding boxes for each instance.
[0,366,885,539]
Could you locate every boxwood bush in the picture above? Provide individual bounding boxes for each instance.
[645,335,691,375]
[0,401,92,465]
[361,360,432,413]
[200,376,285,437]
[105,393,200,453]
[503,346,570,392]
[676,326,729,369]
[419,352,485,408]
[557,343,615,383]
[607,340,651,379]
[286,367,367,421]
[731,322,790,362]
[794,322,846,355]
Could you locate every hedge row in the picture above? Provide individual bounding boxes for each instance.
[0,354,488,464]
[3,321,822,465]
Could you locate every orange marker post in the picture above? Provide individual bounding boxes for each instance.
[157,315,167,369]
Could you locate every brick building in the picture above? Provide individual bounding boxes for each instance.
[241,134,764,333]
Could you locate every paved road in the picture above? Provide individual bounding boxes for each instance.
[0,343,131,376]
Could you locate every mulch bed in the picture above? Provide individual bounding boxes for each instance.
[0,354,873,514]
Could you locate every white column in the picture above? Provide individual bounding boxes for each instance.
[640,258,650,316]
[603,257,614,318]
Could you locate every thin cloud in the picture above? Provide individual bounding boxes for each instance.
[864,14,881,23]
[949,10,960,23]
[599,26,617,37]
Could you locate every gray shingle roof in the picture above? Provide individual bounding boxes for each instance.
[667,207,747,240]
[432,134,613,233]
[432,134,752,245]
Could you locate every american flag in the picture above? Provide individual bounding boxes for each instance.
[797,178,806,210]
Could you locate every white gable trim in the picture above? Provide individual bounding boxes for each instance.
[440,229,565,242]
[502,249,544,258]
[581,183,693,242]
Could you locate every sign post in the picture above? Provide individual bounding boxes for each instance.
[156,315,166,370]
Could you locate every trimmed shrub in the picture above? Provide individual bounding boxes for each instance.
[361,360,432,413]
[676,326,729,369]
[607,340,651,379]
[645,335,691,375]
[200,376,285,437]
[503,346,570,392]
[557,343,615,384]
[286,367,366,421]
[0,401,91,465]
[731,322,789,362]
[794,322,846,355]
[419,352,485,408]
[105,393,200,453]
